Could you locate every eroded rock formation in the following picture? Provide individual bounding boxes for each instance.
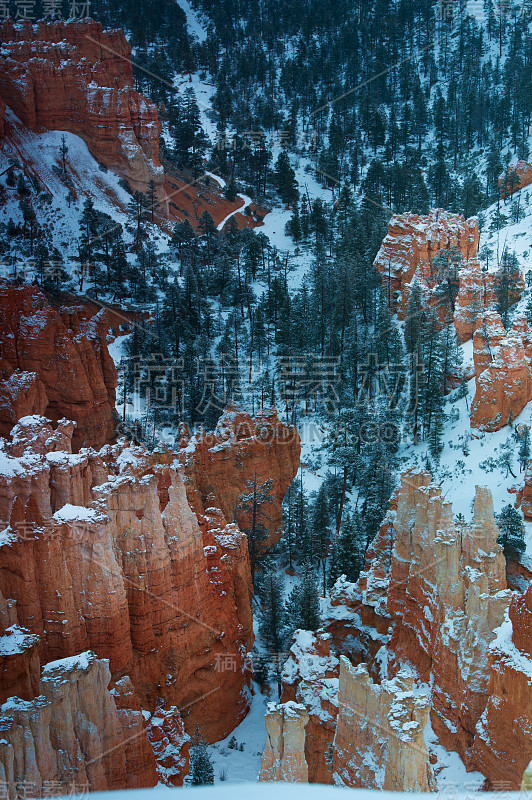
[499,160,532,198]
[281,631,339,784]
[470,588,532,788]
[333,657,434,791]
[0,413,254,766]
[258,701,309,782]
[471,312,532,431]
[0,650,157,798]
[386,472,511,765]
[179,405,301,544]
[0,281,117,450]
[374,210,480,337]
[0,19,162,192]
[263,469,522,788]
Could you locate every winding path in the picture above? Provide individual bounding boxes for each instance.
[206,171,252,231]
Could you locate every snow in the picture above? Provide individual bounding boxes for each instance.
[0,449,23,478]
[178,0,208,43]
[206,684,269,783]
[0,625,39,656]
[56,784,525,800]
[53,504,103,524]
[216,193,253,231]
[425,718,485,791]
[108,334,132,366]
[0,109,131,283]
[490,609,532,681]
[41,650,95,677]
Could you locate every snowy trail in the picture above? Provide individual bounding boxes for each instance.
[177,0,207,42]
[207,170,253,230]
[216,193,252,231]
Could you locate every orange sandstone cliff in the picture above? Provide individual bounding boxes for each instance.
[0,280,117,451]
[373,209,523,344]
[0,650,158,796]
[0,19,162,193]
[179,406,301,544]
[0,415,254,747]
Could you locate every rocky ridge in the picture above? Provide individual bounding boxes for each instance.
[0,281,117,451]
[0,19,162,193]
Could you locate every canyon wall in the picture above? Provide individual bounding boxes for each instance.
[499,160,532,198]
[470,586,532,788]
[373,209,480,338]
[373,209,523,344]
[0,414,254,747]
[281,631,339,785]
[262,469,526,789]
[0,19,162,192]
[386,471,511,765]
[471,312,532,431]
[0,280,117,450]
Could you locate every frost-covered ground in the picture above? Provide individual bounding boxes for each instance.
[206,684,269,784]
[66,786,527,800]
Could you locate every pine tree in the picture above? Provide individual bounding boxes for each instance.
[328,513,364,587]
[287,562,321,633]
[146,180,158,223]
[495,250,521,329]
[188,727,214,785]
[237,476,274,581]
[259,572,288,653]
[59,134,69,176]
[274,151,299,206]
[496,505,526,561]
[312,485,331,594]
[519,426,531,472]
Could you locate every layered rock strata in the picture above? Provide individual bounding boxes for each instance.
[470,587,532,788]
[386,471,511,764]
[0,650,157,798]
[373,209,524,343]
[263,469,519,787]
[374,209,479,337]
[281,631,339,785]
[332,656,434,791]
[0,414,254,757]
[179,405,301,544]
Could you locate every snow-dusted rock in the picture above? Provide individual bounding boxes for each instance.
[259,701,309,783]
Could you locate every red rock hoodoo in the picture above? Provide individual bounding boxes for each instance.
[0,19,162,192]
[0,415,254,747]
[499,160,532,198]
[373,209,523,344]
[179,405,301,544]
[470,585,532,788]
[0,280,117,450]
[374,209,479,337]
[0,650,158,796]
[471,311,532,431]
